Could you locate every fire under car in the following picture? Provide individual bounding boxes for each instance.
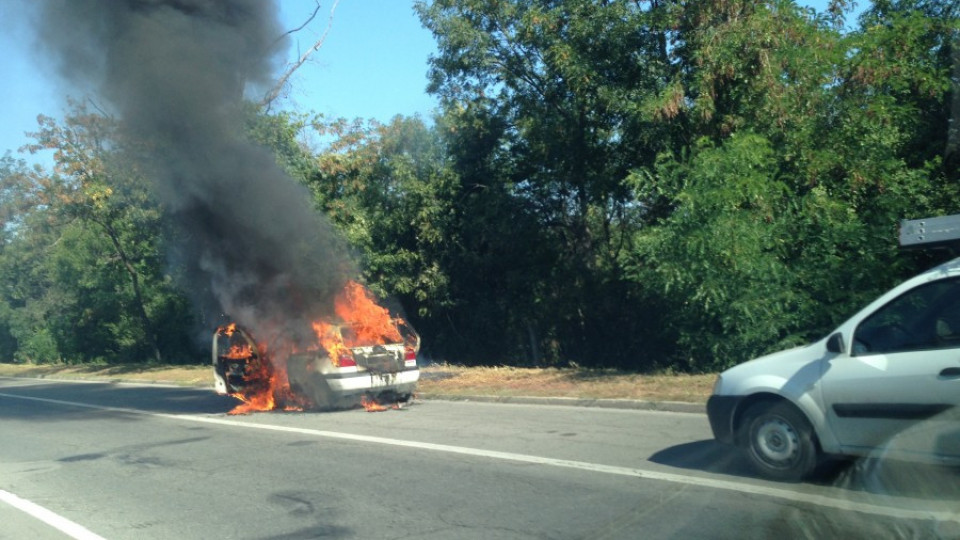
[212,320,420,409]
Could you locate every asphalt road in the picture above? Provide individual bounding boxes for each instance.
[1,377,959,540]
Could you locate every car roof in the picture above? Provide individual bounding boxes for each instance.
[915,256,960,282]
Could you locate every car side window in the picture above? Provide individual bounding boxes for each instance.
[853,278,960,355]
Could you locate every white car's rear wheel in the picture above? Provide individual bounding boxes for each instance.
[742,401,818,482]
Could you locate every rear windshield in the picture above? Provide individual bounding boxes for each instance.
[340,322,403,347]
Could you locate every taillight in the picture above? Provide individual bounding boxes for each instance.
[337,350,357,368]
[404,346,417,362]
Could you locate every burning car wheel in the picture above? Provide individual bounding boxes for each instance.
[741,401,818,482]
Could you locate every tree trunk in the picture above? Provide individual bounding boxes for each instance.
[99,220,163,363]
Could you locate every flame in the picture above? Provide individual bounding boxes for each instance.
[222,343,253,359]
[335,281,403,345]
[361,394,401,412]
[312,280,406,364]
[230,362,307,415]
[311,321,351,367]
[216,326,308,415]
[221,280,409,414]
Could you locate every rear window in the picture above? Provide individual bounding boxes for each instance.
[339,322,403,347]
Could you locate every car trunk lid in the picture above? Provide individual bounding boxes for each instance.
[349,343,405,373]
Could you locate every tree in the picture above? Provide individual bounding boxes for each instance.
[26,108,168,362]
[301,115,473,360]
[416,0,677,367]
[847,0,958,182]
[627,0,959,368]
[0,104,197,364]
[631,134,801,368]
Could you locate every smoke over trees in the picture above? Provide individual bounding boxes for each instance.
[31,0,354,348]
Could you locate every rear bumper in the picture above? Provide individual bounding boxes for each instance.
[326,368,420,396]
[213,364,420,397]
[706,395,742,445]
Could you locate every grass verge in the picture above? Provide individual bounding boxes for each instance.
[0,362,715,404]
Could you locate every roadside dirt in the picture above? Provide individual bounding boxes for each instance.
[418,364,713,403]
[0,362,714,403]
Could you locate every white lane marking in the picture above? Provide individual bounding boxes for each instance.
[0,376,185,389]
[0,379,700,415]
[0,378,74,387]
[2,392,958,525]
[0,489,107,540]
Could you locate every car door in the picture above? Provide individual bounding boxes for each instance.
[821,277,960,459]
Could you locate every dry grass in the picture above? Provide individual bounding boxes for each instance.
[0,362,716,403]
[0,362,212,386]
[418,364,714,403]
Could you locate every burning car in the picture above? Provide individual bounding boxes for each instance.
[212,281,420,413]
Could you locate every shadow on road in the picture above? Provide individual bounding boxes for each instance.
[649,439,960,501]
[0,381,239,420]
[648,439,754,477]
[0,378,403,423]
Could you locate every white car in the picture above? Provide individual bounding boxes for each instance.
[708,257,960,481]
[213,322,420,409]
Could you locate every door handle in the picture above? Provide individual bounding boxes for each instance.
[939,367,960,377]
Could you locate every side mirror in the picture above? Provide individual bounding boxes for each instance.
[826,333,845,354]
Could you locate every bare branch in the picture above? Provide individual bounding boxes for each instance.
[277,1,322,42]
[261,0,340,109]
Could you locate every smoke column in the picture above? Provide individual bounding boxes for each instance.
[33,0,353,345]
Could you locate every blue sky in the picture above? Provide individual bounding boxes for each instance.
[0,0,857,167]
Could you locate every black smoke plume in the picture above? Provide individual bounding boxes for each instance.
[33,0,353,346]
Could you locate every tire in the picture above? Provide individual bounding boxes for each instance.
[301,372,337,410]
[741,400,818,482]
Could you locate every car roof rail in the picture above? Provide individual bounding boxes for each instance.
[899,215,960,251]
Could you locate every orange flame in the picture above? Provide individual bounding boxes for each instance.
[222,343,253,359]
[312,280,405,362]
[229,363,307,415]
[335,281,403,345]
[361,394,401,412]
[216,329,308,415]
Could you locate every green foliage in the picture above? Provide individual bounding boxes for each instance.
[303,115,457,312]
[631,134,800,369]
[242,105,318,184]
[415,0,676,367]
[618,0,958,368]
[848,1,959,180]
[0,107,197,364]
